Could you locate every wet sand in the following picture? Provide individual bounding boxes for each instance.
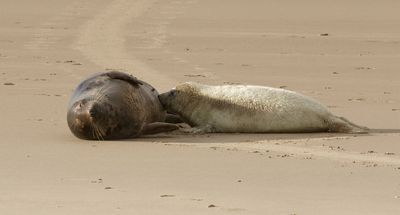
[1,0,399,214]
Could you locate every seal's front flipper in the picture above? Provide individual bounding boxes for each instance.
[142,122,179,135]
[165,113,183,123]
[104,71,143,86]
[180,125,214,134]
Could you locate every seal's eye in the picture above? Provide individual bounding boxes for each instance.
[77,100,87,109]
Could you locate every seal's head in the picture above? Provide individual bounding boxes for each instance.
[67,72,146,140]
[158,88,178,111]
[158,82,198,114]
[67,93,139,140]
[158,82,205,124]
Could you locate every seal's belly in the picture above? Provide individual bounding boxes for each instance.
[191,87,331,132]
[200,108,327,133]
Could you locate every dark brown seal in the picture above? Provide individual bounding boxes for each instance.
[67,71,178,140]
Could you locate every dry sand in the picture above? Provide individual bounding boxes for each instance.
[1,0,400,214]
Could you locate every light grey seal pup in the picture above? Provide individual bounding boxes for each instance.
[67,71,179,140]
[158,82,368,133]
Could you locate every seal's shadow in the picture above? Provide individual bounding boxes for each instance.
[133,128,400,143]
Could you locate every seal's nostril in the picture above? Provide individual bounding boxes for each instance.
[89,107,97,117]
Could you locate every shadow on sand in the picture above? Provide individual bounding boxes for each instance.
[132,128,400,144]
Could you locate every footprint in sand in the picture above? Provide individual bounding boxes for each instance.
[160,194,175,198]
[348,98,365,102]
[355,66,375,70]
[184,74,206,78]
[223,81,242,85]
[62,60,82,65]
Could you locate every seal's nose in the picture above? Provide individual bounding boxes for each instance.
[89,104,100,118]
[89,108,97,117]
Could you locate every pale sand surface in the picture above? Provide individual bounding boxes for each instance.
[1,0,400,214]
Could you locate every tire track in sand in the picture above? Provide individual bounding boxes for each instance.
[74,0,174,85]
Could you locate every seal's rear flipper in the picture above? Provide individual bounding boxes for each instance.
[142,122,179,135]
[328,116,369,134]
[104,71,143,86]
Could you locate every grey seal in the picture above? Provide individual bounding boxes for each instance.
[158,82,368,133]
[67,71,179,140]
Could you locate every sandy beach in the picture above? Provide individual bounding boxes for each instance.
[1,0,400,214]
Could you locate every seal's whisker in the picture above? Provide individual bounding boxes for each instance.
[92,92,103,103]
[98,126,105,140]
[90,87,103,103]
[94,85,109,102]
[97,130,103,141]
[93,126,100,141]
[93,125,104,141]
[94,128,100,141]
[94,89,105,102]
[92,125,100,140]
[91,123,102,141]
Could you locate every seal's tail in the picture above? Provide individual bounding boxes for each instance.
[328,115,369,134]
